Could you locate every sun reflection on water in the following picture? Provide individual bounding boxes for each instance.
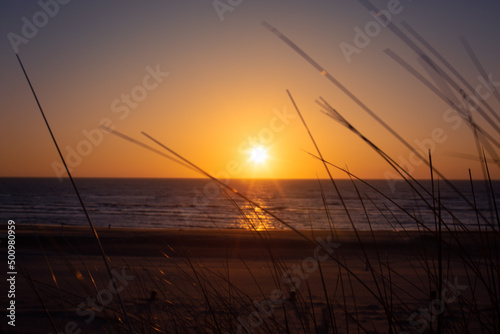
[236,202,279,230]
[232,180,285,230]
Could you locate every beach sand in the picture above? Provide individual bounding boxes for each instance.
[3,224,496,333]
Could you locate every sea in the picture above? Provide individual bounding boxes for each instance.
[1,178,498,231]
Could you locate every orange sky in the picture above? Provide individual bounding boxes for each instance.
[1,1,499,180]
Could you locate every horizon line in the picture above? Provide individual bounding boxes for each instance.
[1,176,497,181]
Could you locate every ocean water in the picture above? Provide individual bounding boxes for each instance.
[0,178,498,231]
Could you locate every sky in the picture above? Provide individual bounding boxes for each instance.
[1,0,500,180]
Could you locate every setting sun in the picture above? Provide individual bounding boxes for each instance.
[249,146,268,164]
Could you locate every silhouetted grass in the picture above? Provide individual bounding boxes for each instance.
[13,14,500,334]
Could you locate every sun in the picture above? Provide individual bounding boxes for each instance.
[249,146,268,164]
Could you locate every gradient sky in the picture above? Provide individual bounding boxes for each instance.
[1,0,499,180]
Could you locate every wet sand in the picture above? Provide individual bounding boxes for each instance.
[3,224,495,333]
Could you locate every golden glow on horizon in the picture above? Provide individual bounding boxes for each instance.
[2,2,498,181]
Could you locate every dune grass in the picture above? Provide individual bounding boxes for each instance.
[11,13,500,334]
